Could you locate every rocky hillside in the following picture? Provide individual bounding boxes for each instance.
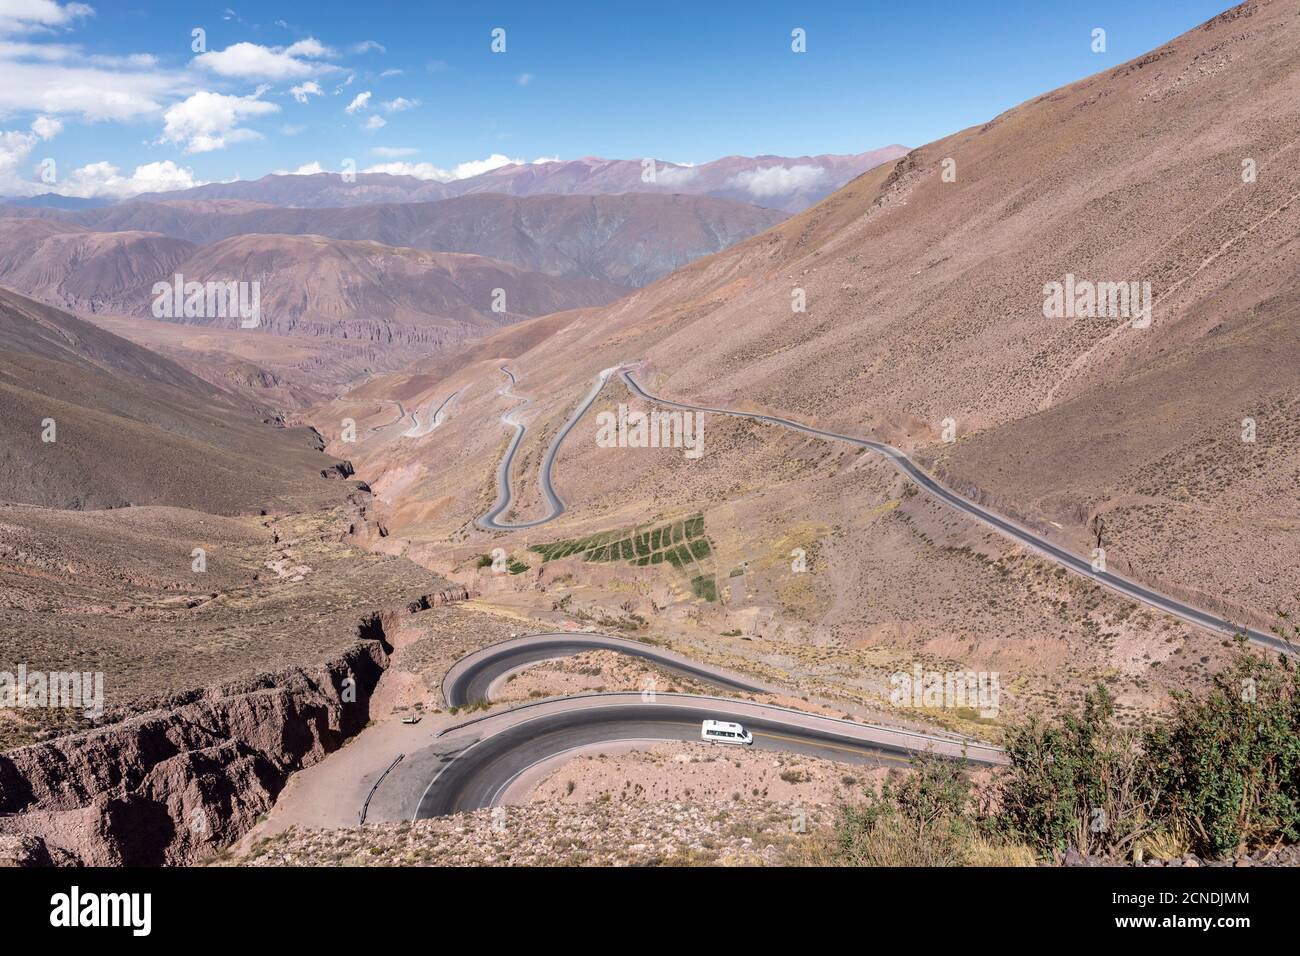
[325,1,1298,734]
[0,640,387,866]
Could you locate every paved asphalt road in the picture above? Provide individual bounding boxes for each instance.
[620,370,1294,657]
[404,390,459,438]
[411,695,1003,819]
[477,365,616,530]
[365,634,1005,821]
[466,360,1287,653]
[442,631,772,708]
[367,399,407,432]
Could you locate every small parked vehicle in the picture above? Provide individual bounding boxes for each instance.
[701,719,753,746]
[401,716,421,725]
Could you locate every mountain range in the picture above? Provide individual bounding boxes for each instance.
[2,192,789,289]
[120,149,908,213]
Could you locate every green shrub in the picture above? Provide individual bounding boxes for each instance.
[833,754,976,866]
[1145,642,1300,857]
[812,611,1300,865]
[996,684,1154,859]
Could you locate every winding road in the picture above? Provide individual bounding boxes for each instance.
[470,360,1290,656]
[443,631,773,708]
[619,370,1293,656]
[477,365,618,530]
[403,390,459,438]
[413,696,1003,818]
[367,399,408,433]
[365,631,1007,821]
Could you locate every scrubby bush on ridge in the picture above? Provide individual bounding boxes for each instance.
[821,614,1300,865]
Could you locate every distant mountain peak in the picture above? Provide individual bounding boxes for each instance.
[124,148,908,214]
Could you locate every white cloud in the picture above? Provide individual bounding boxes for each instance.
[58,159,201,198]
[88,52,157,68]
[350,40,386,55]
[451,153,521,179]
[272,161,324,176]
[656,164,699,188]
[0,55,184,121]
[727,164,828,198]
[0,40,72,60]
[361,114,385,131]
[0,114,67,194]
[289,80,322,104]
[194,39,333,80]
[344,90,371,113]
[382,96,418,112]
[370,146,418,157]
[0,42,156,68]
[361,153,523,183]
[0,1,92,34]
[0,129,40,193]
[0,123,198,198]
[283,38,333,59]
[516,73,534,86]
[160,88,279,154]
[31,114,62,140]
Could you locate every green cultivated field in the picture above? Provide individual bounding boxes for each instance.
[530,514,720,601]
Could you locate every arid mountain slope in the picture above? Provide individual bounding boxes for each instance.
[0,218,194,315]
[0,222,625,349]
[331,1,1299,727]
[0,286,356,512]
[124,233,625,341]
[465,0,1300,622]
[124,149,908,213]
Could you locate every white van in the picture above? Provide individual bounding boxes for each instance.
[701,719,753,746]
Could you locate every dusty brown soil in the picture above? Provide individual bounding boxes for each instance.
[493,649,717,703]
[234,800,829,867]
[529,740,888,807]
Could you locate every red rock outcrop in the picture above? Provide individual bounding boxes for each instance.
[0,640,386,866]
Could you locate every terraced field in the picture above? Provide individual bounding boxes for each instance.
[530,514,720,601]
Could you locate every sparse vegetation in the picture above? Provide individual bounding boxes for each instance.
[797,753,1031,866]
[449,698,492,715]
[530,514,723,601]
[808,629,1300,865]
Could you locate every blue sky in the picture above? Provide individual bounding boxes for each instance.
[0,0,1236,197]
